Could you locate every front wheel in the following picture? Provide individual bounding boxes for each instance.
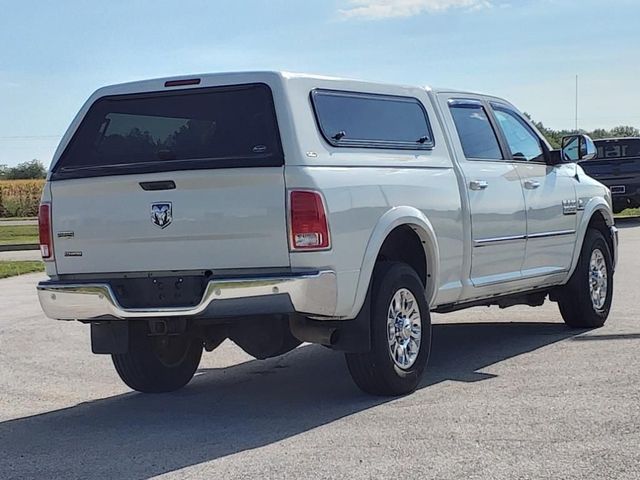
[345,262,431,396]
[556,229,614,328]
[112,323,203,393]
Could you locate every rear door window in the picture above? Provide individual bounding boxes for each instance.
[449,101,503,160]
[53,83,283,180]
[311,90,434,149]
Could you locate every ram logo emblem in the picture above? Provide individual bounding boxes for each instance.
[151,202,172,229]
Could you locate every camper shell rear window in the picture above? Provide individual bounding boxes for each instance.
[52,83,283,180]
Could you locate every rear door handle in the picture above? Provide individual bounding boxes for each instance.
[524,180,541,190]
[469,180,489,190]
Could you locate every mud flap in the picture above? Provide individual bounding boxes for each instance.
[91,321,129,354]
[289,285,372,353]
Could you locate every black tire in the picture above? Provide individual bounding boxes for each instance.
[557,229,613,328]
[112,322,203,393]
[345,262,431,396]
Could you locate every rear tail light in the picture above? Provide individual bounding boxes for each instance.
[38,203,54,260]
[289,190,330,251]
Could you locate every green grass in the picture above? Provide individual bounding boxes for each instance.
[615,208,640,218]
[0,261,44,279]
[0,224,38,245]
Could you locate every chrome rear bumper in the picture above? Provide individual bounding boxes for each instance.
[37,270,337,321]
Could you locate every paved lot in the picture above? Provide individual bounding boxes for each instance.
[1,219,639,479]
[0,249,41,261]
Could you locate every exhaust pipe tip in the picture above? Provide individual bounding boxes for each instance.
[289,315,338,347]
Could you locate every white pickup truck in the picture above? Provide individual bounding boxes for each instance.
[37,71,618,396]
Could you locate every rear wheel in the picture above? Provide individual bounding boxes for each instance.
[557,229,613,328]
[345,262,431,396]
[112,323,203,393]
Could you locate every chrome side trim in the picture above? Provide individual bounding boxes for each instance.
[527,229,576,239]
[474,230,576,247]
[37,271,337,321]
[473,235,526,247]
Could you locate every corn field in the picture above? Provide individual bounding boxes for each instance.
[0,180,45,218]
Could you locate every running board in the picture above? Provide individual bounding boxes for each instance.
[433,288,550,314]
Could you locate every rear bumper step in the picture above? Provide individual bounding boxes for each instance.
[37,271,337,320]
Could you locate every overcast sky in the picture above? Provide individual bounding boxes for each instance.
[1,0,639,166]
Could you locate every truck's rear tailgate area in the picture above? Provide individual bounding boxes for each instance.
[50,170,290,274]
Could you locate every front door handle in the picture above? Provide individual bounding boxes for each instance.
[469,180,489,191]
[524,180,541,190]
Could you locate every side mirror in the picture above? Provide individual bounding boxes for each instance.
[561,134,597,162]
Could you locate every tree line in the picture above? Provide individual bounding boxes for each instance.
[0,160,47,180]
[525,115,640,149]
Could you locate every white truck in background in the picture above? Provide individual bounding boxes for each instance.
[37,72,617,396]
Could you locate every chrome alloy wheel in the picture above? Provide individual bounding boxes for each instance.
[387,288,422,369]
[589,248,608,311]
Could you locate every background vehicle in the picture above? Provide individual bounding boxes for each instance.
[579,137,640,213]
[36,72,618,396]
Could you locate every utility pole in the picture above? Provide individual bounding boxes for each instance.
[575,74,579,133]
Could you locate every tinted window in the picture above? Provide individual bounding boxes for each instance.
[492,107,544,162]
[563,136,581,162]
[449,103,503,159]
[312,90,433,149]
[53,83,283,180]
[594,139,640,159]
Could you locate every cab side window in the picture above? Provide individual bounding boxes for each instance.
[449,101,503,160]
[492,106,544,162]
